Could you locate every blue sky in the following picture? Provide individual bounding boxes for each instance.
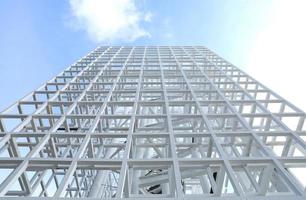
[1,0,306,111]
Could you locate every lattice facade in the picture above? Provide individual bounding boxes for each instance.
[0,46,306,200]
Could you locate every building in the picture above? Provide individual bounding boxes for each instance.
[0,46,305,199]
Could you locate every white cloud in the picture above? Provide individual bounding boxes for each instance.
[164,32,173,39]
[246,0,306,111]
[144,11,153,22]
[161,17,174,40]
[69,0,151,42]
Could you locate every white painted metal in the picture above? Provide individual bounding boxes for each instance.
[0,46,306,200]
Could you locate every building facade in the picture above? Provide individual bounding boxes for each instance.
[0,46,305,199]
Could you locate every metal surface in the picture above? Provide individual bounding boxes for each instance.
[0,46,306,199]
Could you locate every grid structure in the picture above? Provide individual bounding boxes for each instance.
[0,46,306,200]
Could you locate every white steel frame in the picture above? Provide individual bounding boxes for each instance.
[0,46,306,200]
